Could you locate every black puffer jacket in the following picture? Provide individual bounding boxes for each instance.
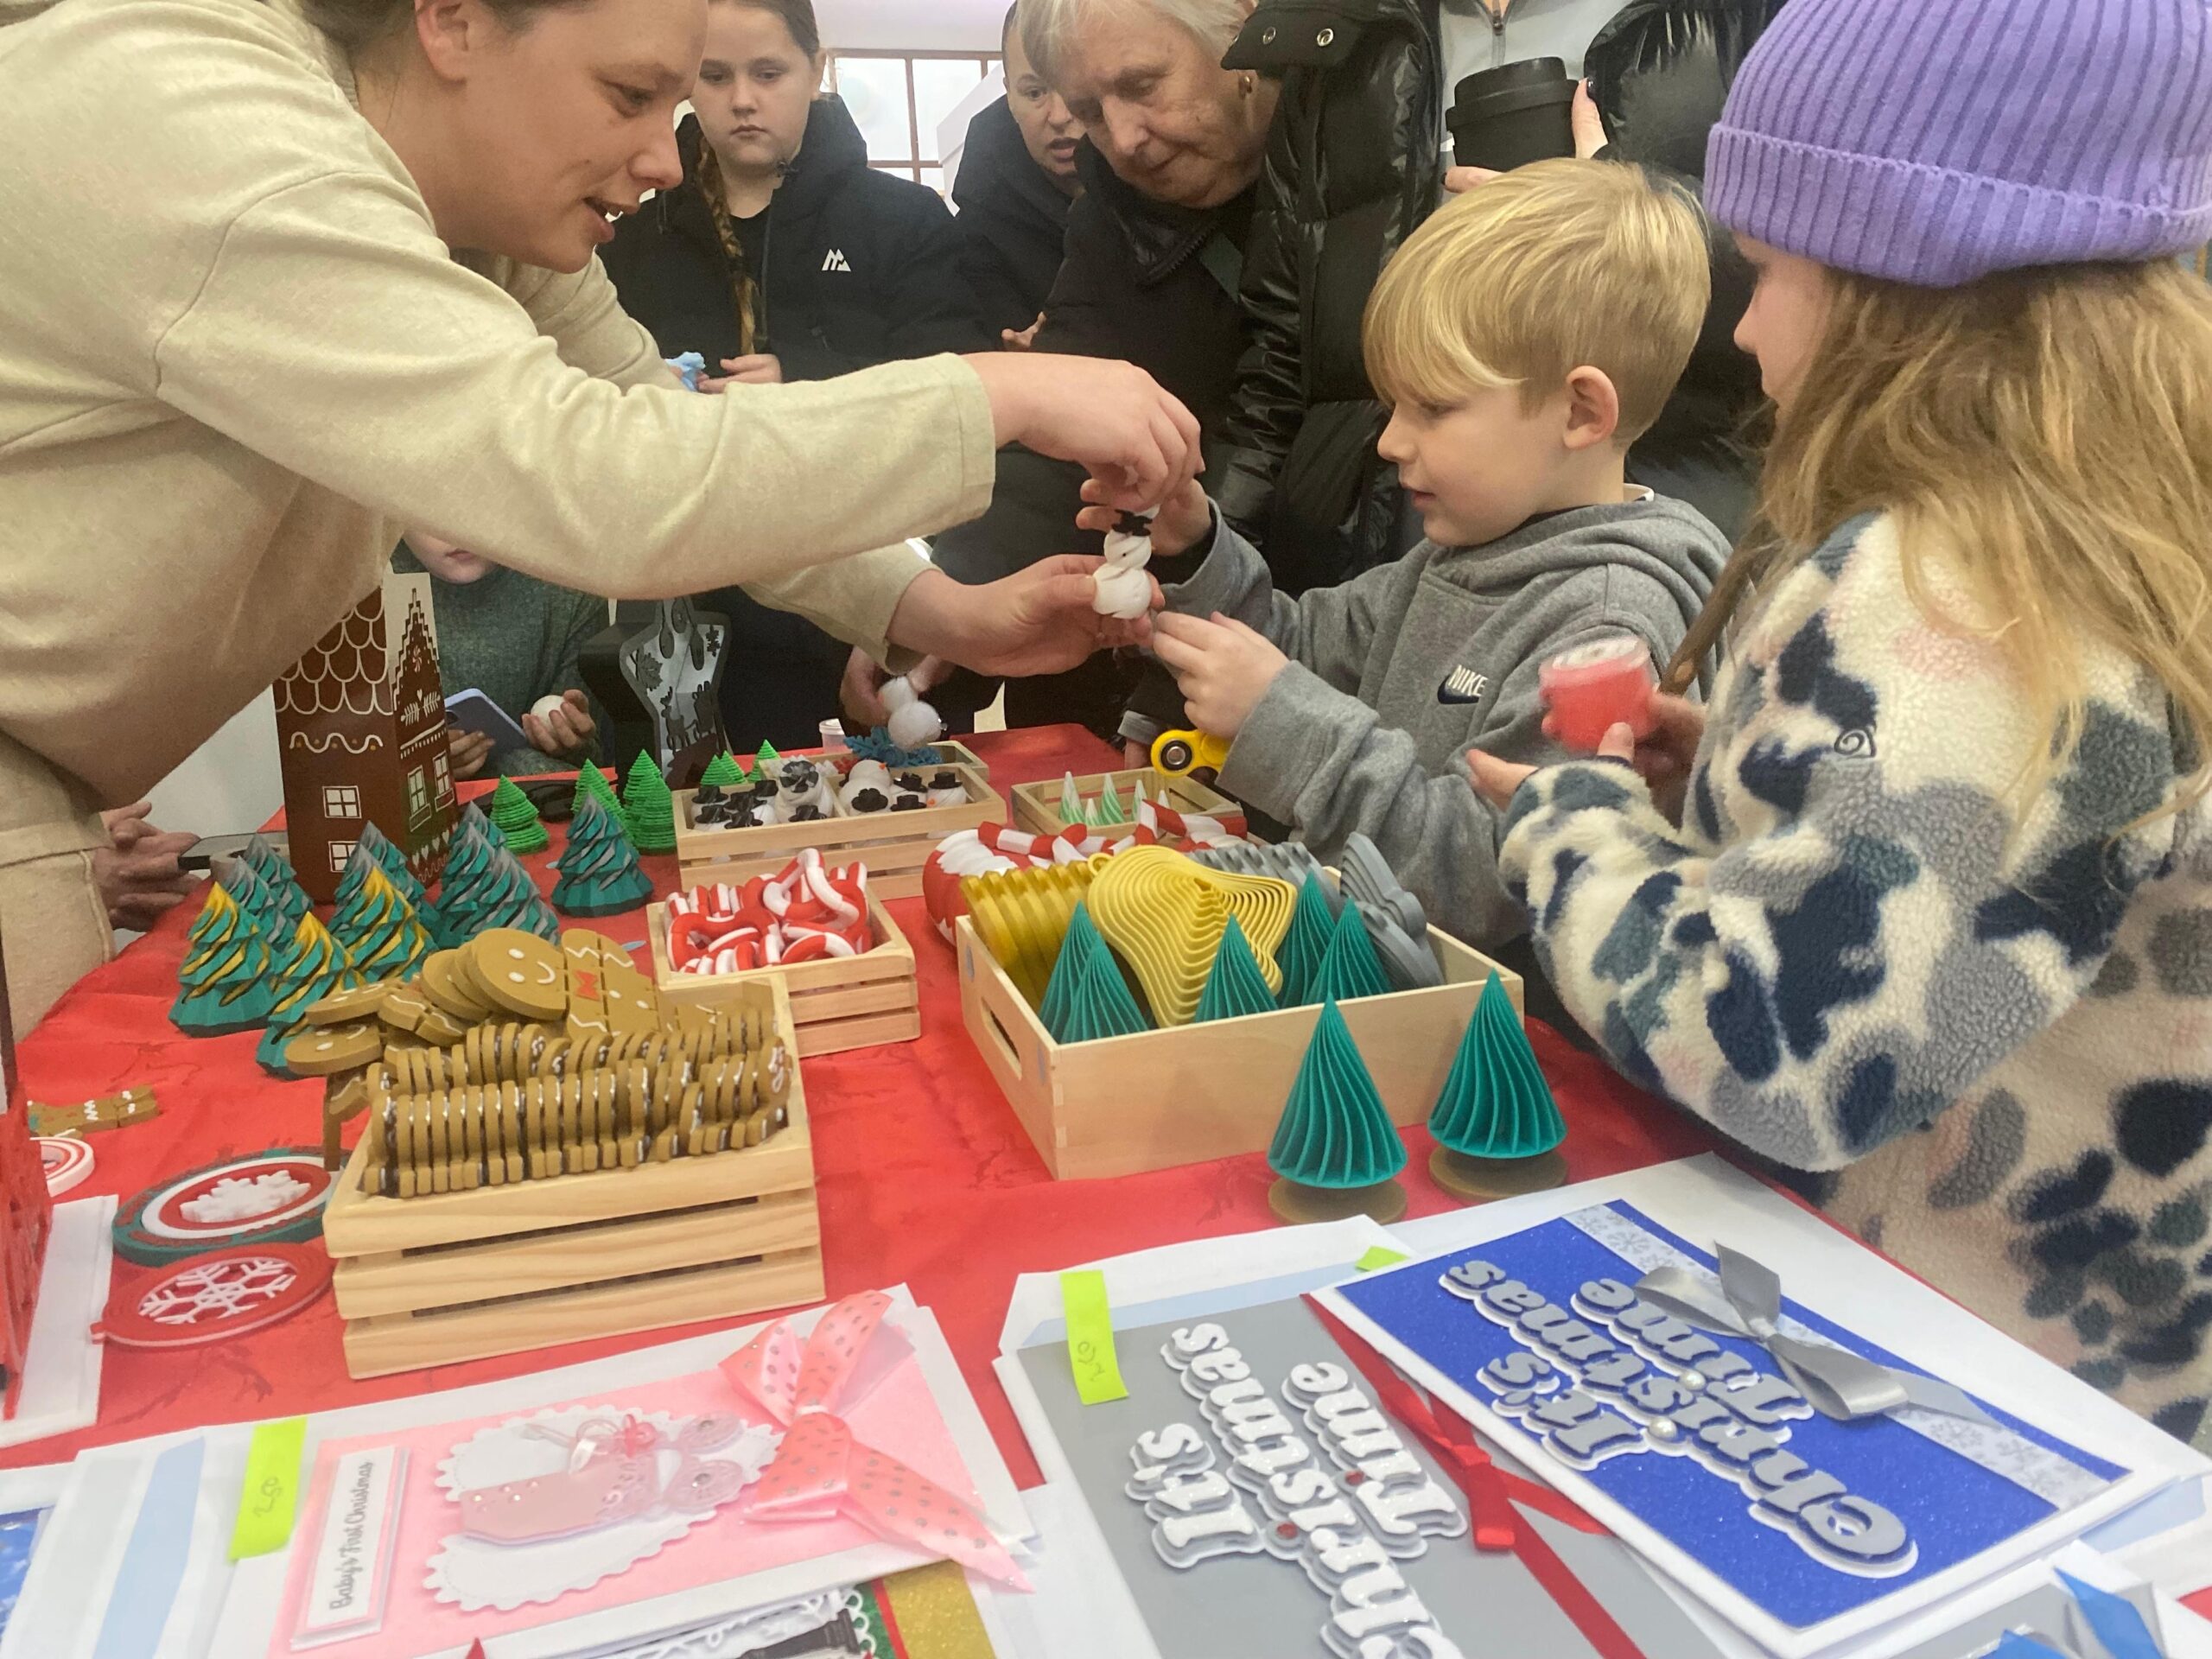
[951,96,1076,338]
[601,99,989,752]
[1032,141,1255,445]
[601,99,988,381]
[1214,0,1782,569]
[1212,0,1443,593]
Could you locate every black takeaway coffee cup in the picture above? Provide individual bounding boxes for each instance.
[1448,57,1578,173]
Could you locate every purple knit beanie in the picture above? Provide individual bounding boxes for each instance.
[1706,0,2212,287]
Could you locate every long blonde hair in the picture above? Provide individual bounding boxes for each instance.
[1668,259,2212,816]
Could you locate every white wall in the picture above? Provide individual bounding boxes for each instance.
[818,0,1005,50]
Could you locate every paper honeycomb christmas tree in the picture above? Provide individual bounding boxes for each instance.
[700,750,745,789]
[355,820,426,909]
[332,863,433,981]
[570,764,623,828]
[238,836,308,929]
[217,859,290,945]
[1266,998,1407,1224]
[1039,903,1148,1044]
[1427,969,1566,1200]
[622,752,677,855]
[486,777,549,855]
[1193,916,1276,1023]
[426,809,500,946]
[751,741,780,776]
[473,845,562,940]
[256,914,362,1075]
[170,883,277,1035]
[1309,899,1390,1003]
[273,572,456,904]
[1274,873,1338,1007]
[551,794,653,917]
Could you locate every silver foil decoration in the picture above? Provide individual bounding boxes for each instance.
[1635,1245,1997,1427]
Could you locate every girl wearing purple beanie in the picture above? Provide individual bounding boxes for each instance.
[1470,0,2212,1447]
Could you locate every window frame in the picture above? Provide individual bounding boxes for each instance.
[824,49,1000,185]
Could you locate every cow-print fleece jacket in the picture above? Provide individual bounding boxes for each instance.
[1498,512,2212,1449]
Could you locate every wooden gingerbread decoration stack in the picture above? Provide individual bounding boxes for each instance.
[274,571,458,904]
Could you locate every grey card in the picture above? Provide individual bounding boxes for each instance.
[1016,1294,1726,1658]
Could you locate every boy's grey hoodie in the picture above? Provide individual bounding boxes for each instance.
[1165,492,1729,945]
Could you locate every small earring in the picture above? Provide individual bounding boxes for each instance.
[1241,71,1255,94]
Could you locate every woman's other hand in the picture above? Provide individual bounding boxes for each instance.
[887,559,1157,677]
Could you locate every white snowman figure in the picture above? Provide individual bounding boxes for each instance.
[1090,506,1159,620]
[880,675,945,752]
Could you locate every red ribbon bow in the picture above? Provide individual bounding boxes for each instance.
[721,1291,1029,1589]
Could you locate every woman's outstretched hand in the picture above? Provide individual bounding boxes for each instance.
[964,353,1201,512]
[887,559,1159,678]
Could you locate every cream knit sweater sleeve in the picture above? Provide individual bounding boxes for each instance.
[157,169,991,601]
[462,251,940,658]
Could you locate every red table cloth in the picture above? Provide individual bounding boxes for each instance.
[0,726,1881,1484]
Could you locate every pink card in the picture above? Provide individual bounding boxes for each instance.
[270,1333,985,1656]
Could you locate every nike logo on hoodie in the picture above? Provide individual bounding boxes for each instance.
[1438,665,1490,705]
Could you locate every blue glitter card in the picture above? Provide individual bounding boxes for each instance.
[1325,1202,2141,1657]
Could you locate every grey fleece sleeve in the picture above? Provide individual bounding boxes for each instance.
[1219,645,1576,946]
[1162,511,1401,694]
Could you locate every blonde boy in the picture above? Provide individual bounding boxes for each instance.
[1120,160,1730,949]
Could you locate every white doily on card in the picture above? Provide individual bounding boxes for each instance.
[598,1590,853,1658]
[425,1408,780,1612]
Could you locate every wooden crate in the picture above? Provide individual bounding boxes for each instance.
[321,981,823,1378]
[645,891,920,1057]
[1009,768,1246,839]
[674,760,1003,900]
[957,917,1520,1180]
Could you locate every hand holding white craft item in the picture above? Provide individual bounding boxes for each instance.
[1092,508,1159,620]
[880,676,945,751]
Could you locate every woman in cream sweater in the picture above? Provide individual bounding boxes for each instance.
[0,0,1200,1026]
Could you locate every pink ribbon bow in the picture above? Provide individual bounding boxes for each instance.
[721,1291,1029,1589]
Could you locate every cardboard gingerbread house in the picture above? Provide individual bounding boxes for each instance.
[275,573,458,905]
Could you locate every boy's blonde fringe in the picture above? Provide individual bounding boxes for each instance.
[1666,260,2212,823]
[1362,159,1709,442]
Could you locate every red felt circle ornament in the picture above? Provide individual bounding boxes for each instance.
[99,1244,333,1348]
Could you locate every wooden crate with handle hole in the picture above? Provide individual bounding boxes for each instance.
[321,979,823,1378]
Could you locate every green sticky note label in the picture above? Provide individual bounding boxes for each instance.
[1356,1246,1410,1273]
[1060,1269,1128,1406]
[228,1416,308,1561]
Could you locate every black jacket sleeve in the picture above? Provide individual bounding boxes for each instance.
[1208,103,1307,538]
[1031,193,1130,360]
[959,225,1043,340]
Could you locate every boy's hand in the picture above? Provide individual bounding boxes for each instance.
[699,354,783,391]
[1076,475,1209,560]
[1148,613,1288,738]
[523,690,594,758]
[448,725,494,780]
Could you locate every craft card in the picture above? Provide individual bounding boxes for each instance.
[270,1331,992,1656]
[1321,1202,2146,1659]
[1014,1292,1728,1659]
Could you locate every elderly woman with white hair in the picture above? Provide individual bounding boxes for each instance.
[919,0,1281,744]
